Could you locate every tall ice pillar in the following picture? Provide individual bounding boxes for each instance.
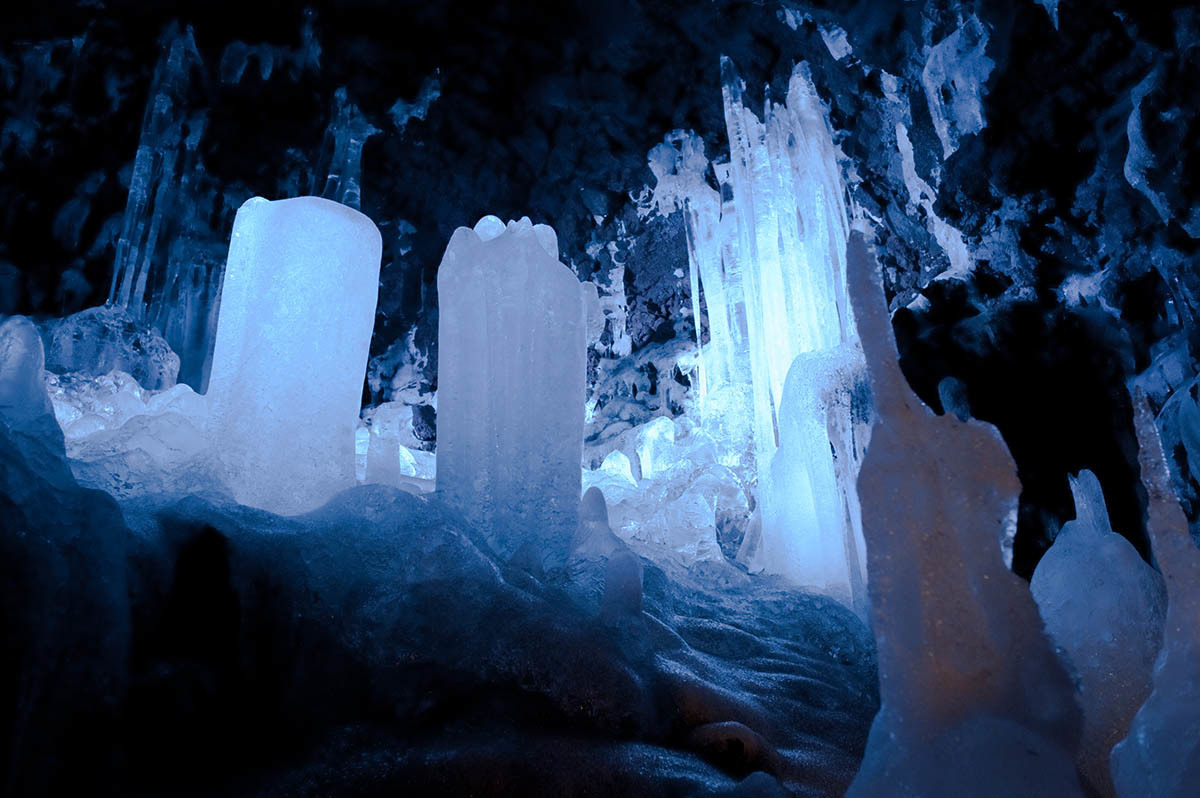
[207,196,382,515]
[436,216,585,562]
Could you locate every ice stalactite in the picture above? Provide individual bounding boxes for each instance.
[647,130,749,455]
[1038,0,1061,29]
[311,87,379,211]
[436,216,585,564]
[845,232,1084,797]
[106,23,225,392]
[651,59,868,605]
[388,71,441,133]
[217,9,321,85]
[207,197,382,515]
[108,23,203,313]
[1110,396,1200,797]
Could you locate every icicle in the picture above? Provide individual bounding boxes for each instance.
[311,88,379,211]
[108,23,204,313]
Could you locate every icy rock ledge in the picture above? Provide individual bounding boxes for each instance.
[42,304,180,391]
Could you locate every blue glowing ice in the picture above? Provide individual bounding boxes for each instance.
[651,58,867,604]
[206,196,382,515]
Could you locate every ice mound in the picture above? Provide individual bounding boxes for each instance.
[437,215,585,562]
[1031,469,1166,795]
[3,308,880,795]
[206,196,382,516]
[0,320,131,795]
[583,415,750,566]
[42,304,180,391]
[41,368,214,499]
[844,232,1084,797]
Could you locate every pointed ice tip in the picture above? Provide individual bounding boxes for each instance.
[1068,469,1110,533]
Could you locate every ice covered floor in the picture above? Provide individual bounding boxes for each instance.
[2,365,876,797]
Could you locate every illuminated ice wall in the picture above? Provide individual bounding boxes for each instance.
[655,59,868,604]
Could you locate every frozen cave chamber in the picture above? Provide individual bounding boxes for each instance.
[5,5,1200,797]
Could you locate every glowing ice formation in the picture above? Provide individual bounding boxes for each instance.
[758,345,869,603]
[1111,398,1200,797]
[436,216,585,561]
[207,196,382,515]
[652,59,866,601]
[582,416,745,566]
[845,232,1084,797]
[1031,470,1165,796]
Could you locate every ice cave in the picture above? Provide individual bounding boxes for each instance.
[2,2,1199,796]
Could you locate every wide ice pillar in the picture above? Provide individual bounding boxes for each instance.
[207,196,382,515]
[1031,470,1165,796]
[436,216,585,561]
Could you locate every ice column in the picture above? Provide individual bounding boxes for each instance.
[723,59,868,605]
[436,216,585,562]
[207,196,382,515]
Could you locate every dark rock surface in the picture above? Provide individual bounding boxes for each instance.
[1,397,877,795]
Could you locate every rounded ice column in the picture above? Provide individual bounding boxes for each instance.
[207,196,382,515]
[436,216,585,562]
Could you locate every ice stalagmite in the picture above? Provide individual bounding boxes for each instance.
[1031,469,1165,796]
[436,216,585,562]
[207,197,382,515]
[1110,397,1200,796]
[845,232,1084,797]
